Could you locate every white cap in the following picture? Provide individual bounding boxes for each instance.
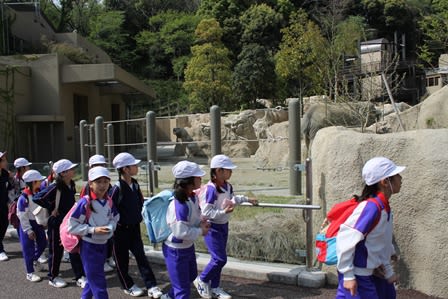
[88,166,110,181]
[22,170,46,183]
[89,154,106,167]
[14,157,32,168]
[362,157,406,186]
[172,161,206,179]
[0,151,6,159]
[210,154,237,169]
[52,159,78,175]
[113,152,141,169]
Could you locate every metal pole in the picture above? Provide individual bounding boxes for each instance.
[79,120,88,181]
[147,160,154,197]
[146,111,158,188]
[210,105,221,156]
[289,98,301,195]
[88,125,94,157]
[106,124,114,168]
[305,158,313,270]
[95,116,104,155]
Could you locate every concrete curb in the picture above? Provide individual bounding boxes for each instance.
[7,227,326,288]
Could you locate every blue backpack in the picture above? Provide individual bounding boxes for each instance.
[142,190,173,244]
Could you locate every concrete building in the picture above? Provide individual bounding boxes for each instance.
[0,3,155,162]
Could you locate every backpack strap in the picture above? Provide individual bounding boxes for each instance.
[365,196,383,235]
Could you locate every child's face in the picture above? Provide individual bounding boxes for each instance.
[124,164,138,176]
[0,157,7,169]
[89,177,110,197]
[193,177,202,189]
[388,174,402,194]
[61,168,75,181]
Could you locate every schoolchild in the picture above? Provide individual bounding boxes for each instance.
[163,161,210,299]
[33,159,86,288]
[0,151,13,261]
[110,152,163,298]
[195,155,258,299]
[17,169,48,282]
[67,166,119,299]
[336,157,405,299]
[12,157,32,197]
[80,154,116,273]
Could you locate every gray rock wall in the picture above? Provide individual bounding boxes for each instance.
[311,126,448,298]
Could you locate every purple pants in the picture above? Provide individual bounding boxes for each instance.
[19,220,47,273]
[336,272,396,299]
[80,240,108,299]
[163,243,197,299]
[200,222,228,288]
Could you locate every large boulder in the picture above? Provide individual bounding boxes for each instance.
[372,85,448,133]
[311,126,448,298]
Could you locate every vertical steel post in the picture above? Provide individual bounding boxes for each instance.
[305,158,313,270]
[95,116,104,155]
[106,124,114,168]
[289,99,302,195]
[79,120,88,181]
[146,111,158,189]
[210,105,221,156]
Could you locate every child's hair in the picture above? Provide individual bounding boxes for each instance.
[55,174,75,191]
[210,168,225,193]
[25,182,33,190]
[354,183,379,202]
[173,177,195,203]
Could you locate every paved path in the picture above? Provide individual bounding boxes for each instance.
[0,236,443,299]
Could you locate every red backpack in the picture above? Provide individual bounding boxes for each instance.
[315,197,383,265]
[60,195,113,254]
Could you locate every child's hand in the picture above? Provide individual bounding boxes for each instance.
[95,226,111,235]
[387,273,399,284]
[200,221,210,236]
[223,204,234,214]
[221,198,234,209]
[343,279,357,296]
[28,230,36,240]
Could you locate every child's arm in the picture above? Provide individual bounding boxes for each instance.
[17,194,33,237]
[32,184,56,209]
[67,198,94,236]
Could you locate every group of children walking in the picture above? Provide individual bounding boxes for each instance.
[0,150,257,299]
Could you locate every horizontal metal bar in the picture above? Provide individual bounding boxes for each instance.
[240,202,321,210]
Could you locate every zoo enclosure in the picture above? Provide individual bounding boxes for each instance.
[79,100,321,269]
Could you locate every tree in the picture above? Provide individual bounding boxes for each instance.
[232,43,276,108]
[183,19,233,112]
[275,10,328,98]
[136,11,201,79]
[418,0,448,66]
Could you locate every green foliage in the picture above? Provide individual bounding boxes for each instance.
[275,10,327,96]
[239,4,282,50]
[136,11,200,79]
[183,19,233,112]
[232,43,276,108]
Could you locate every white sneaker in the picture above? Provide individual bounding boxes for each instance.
[37,254,48,264]
[26,273,42,282]
[107,257,116,268]
[0,252,9,261]
[161,294,172,299]
[124,284,144,297]
[104,262,114,273]
[148,286,163,298]
[76,276,87,288]
[211,287,232,299]
[49,277,67,288]
[194,277,211,299]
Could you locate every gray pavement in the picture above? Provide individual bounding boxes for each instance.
[2,227,441,299]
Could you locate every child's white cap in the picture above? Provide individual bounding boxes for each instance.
[0,151,6,159]
[22,170,46,183]
[210,154,237,169]
[88,154,106,167]
[113,152,141,169]
[88,166,110,181]
[14,157,32,168]
[362,157,405,186]
[172,161,205,179]
[52,159,78,175]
